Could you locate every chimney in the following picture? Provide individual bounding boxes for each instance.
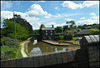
[52,25,54,28]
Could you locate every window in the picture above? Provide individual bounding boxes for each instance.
[51,30,52,32]
[46,33,48,35]
[51,33,52,35]
[46,30,48,32]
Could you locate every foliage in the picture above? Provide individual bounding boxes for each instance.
[55,26,63,33]
[1,45,17,60]
[64,32,75,40]
[2,19,29,41]
[78,24,99,30]
[54,33,63,40]
[77,28,82,32]
[40,24,45,28]
[89,28,100,35]
[32,30,40,35]
[1,37,19,46]
[17,46,23,58]
[63,25,69,31]
[24,43,30,56]
[9,14,33,34]
[66,20,75,30]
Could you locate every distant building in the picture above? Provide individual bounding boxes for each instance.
[75,29,90,37]
[41,25,55,40]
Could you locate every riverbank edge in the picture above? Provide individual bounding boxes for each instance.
[42,40,70,46]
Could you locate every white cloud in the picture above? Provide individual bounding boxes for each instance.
[55,7,60,10]
[1,1,13,10]
[62,1,83,9]
[44,13,52,18]
[1,11,40,30]
[45,22,66,28]
[65,18,74,21]
[26,4,47,16]
[76,14,99,26]
[83,1,99,8]
[80,17,85,20]
[90,12,96,16]
[62,1,99,9]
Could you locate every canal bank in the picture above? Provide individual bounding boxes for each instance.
[42,40,70,46]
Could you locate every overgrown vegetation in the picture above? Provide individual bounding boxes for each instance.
[1,14,33,60]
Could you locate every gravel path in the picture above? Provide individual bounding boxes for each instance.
[20,41,29,57]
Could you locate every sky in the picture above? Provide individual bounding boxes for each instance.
[1,1,99,30]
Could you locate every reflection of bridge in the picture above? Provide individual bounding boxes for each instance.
[1,35,99,67]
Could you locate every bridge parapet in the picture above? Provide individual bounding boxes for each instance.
[1,35,99,67]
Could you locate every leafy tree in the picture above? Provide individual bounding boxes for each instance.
[40,24,45,29]
[66,20,75,30]
[54,33,63,40]
[2,19,29,41]
[9,14,33,34]
[63,25,69,31]
[55,26,63,33]
[89,28,99,35]
[64,32,75,40]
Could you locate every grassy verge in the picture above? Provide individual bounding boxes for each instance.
[17,45,23,58]
[24,43,30,56]
[72,37,82,40]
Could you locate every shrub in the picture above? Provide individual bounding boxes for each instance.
[64,32,75,40]
[1,37,19,46]
[54,33,63,40]
[1,46,17,60]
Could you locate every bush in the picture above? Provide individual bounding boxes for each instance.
[1,37,19,46]
[1,46,17,60]
[54,33,63,40]
[64,32,75,40]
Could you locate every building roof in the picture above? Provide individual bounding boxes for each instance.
[75,29,90,35]
[67,30,78,33]
[41,27,55,30]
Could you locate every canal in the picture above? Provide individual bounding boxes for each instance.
[27,40,68,56]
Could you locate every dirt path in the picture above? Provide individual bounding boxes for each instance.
[20,40,29,57]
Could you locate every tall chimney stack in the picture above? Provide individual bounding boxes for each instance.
[52,25,54,28]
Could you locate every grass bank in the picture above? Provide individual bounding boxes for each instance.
[24,43,30,56]
[17,45,23,58]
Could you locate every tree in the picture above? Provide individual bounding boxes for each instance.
[54,33,63,40]
[9,14,33,35]
[39,24,45,38]
[63,25,69,31]
[64,32,75,40]
[89,28,99,35]
[40,24,45,29]
[66,20,75,30]
[2,19,29,41]
[55,26,63,33]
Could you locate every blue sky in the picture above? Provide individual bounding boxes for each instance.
[1,1,99,30]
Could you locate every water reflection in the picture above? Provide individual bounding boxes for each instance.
[28,40,67,56]
[30,47,42,56]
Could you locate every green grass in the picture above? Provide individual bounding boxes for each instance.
[24,43,30,56]
[72,37,82,40]
[1,45,17,60]
[17,45,23,58]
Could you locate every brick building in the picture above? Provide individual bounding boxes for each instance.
[41,25,55,40]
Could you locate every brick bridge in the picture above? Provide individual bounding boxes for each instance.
[1,35,99,67]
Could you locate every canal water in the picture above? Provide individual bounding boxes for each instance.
[28,40,68,56]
